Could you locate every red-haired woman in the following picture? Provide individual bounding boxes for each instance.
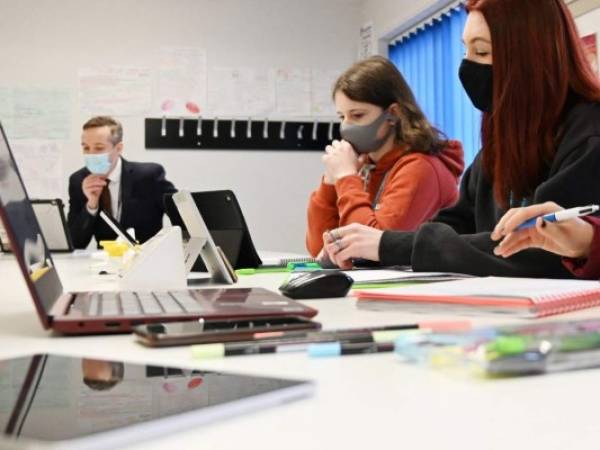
[321,0,600,277]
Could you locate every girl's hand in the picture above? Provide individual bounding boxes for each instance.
[492,202,595,259]
[321,223,383,269]
[322,140,359,184]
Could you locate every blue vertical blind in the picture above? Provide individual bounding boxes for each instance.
[389,6,480,167]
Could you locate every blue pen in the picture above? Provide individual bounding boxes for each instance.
[287,262,322,271]
[515,205,599,231]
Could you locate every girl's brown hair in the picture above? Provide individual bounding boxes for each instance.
[333,56,447,154]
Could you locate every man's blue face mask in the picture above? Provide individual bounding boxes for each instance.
[84,152,112,175]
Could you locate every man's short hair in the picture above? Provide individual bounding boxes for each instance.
[83,116,123,145]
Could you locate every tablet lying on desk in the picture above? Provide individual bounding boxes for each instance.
[0,354,313,449]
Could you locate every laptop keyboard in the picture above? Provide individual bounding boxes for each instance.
[75,291,204,317]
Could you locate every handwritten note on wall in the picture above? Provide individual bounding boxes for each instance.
[0,88,71,140]
[156,47,208,117]
[79,67,152,116]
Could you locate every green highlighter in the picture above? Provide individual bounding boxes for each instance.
[236,262,321,276]
[236,267,288,275]
[485,332,600,358]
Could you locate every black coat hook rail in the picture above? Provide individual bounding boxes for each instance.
[145,118,341,151]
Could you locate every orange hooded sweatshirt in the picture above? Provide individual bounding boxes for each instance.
[306,140,465,256]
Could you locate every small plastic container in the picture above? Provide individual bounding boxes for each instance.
[99,240,130,257]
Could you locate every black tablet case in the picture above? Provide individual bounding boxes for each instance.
[1,199,74,253]
[164,190,263,270]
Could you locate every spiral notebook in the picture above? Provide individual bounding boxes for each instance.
[355,277,600,318]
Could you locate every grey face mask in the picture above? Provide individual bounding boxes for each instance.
[340,111,395,154]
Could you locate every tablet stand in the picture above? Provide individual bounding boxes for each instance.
[183,237,204,273]
[119,226,187,290]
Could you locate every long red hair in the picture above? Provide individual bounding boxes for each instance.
[466,0,600,207]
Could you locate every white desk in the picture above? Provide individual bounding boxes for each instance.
[1,253,600,450]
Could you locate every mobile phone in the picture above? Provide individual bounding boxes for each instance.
[133,316,322,347]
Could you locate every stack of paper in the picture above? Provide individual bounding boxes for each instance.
[344,269,473,287]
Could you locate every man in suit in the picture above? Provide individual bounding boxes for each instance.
[68,116,177,248]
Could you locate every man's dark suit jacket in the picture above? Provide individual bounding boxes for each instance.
[67,158,177,249]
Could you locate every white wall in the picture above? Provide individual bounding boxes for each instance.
[576,6,600,35]
[361,0,447,54]
[0,0,363,253]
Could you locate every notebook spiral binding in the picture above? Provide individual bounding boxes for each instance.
[534,290,600,317]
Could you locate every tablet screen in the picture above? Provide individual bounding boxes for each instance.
[31,200,72,252]
[99,210,137,246]
[0,354,310,445]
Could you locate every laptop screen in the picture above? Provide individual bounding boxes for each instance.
[0,125,63,326]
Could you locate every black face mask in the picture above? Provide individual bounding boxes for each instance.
[458,59,493,113]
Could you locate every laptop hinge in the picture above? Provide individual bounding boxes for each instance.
[49,293,76,318]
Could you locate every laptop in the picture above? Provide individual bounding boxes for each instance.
[0,353,313,449]
[0,123,318,335]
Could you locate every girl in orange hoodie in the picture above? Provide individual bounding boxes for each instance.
[306,56,464,257]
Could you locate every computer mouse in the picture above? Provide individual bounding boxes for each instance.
[279,270,354,300]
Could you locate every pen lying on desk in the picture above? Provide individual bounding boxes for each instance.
[308,341,395,357]
[190,320,471,359]
[250,320,471,343]
[192,333,399,358]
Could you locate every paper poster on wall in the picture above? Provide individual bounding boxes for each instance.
[310,69,340,117]
[156,47,207,117]
[581,33,598,76]
[79,67,152,116]
[10,140,63,199]
[358,21,375,60]
[242,69,277,116]
[207,67,275,116]
[0,88,71,140]
[274,68,311,117]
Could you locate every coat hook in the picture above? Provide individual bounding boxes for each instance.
[246,117,252,139]
[213,117,219,138]
[230,118,236,138]
[297,124,304,140]
[328,121,334,140]
[161,116,167,137]
[196,116,202,136]
[263,118,269,139]
[312,119,318,141]
[178,117,185,137]
[280,121,286,139]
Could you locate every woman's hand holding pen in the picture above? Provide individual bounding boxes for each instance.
[322,223,383,269]
[322,140,363,185]
[491,201,595,258]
